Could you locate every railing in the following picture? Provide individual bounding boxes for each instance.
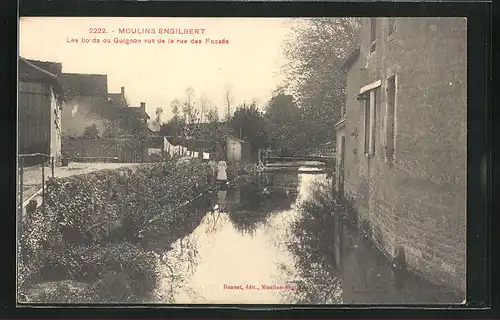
[18,153,55,217]
[72,156,119,163]
[264,155,334,164]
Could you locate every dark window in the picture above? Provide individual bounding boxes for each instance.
[370,18,377,52]
[338,135,346,193]
[364,94,371,154]
[385,76,396,161]
[363,88,378,156]
[370,89,378,155]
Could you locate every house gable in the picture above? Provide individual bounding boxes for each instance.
[19,57,65,103]
[60,73,108,99]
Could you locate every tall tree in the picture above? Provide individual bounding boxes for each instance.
[282,18,360,146]
[199,94,211,124]
[170,98,181,119]
[160,116,186,141]
[230,102,268,156]
[205,106,219,124]
[203,105,229,159]
[264,92,307,156]
[224,85,233,120]
[183,87,195,121]
[128,117,152,162]
[183,87,202,139]
[153,107,164,131]
[162,98,184,139]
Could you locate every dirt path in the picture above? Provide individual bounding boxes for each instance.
[19,162,143,206]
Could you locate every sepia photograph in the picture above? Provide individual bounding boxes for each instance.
[17,17,466,305]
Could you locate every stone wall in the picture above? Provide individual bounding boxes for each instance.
[343,18,466,294]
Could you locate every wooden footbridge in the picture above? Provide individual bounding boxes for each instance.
[264,155,335,164]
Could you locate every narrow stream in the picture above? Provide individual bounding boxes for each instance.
[151,168,462,304]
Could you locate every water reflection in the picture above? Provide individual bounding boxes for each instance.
[283,178,343,304]
[153,171,461,304]
[227,172,299,236]
[339,224,461,304]
[285,179,462,304]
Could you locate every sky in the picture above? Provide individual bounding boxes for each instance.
[19,17,296,123]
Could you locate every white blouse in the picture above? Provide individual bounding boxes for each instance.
[217,160,227,180]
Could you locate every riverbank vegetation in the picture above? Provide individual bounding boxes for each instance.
[18,159,225,303]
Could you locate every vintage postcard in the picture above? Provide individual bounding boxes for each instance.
[17,17,466,305]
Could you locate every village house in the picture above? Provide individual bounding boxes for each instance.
[18,57,65,166]
[336,18,466,295]
[60,74,150,138]
[60,73,152,162]
[120,102,150,135]
[226,135,251,162]
[60,73,113,138]
[108,86,128,109]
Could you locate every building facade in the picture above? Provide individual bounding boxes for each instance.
[226,135,251,162]
[61,73,150,139]
[18,58,64,166]
[336,18,466,294]
[60,73,111,138]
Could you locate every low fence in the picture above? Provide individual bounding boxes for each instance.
[18,153,55,217]
[62,138,147,163]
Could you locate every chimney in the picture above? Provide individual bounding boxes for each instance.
[140,102,146,111]
[121,86,125,97]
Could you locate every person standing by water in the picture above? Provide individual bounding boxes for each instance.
[208,158,217,182]
[216,158,228,190]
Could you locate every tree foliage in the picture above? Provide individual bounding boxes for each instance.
[182,87,203,139]
[264,93,307,156]
[83,124,99,139]
[160,116,185,139]
[282,18,360,146]
[229,102,268,154]
[170,98,181,119]
[153,107,164,130]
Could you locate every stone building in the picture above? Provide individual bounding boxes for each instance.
[335,17,466,295]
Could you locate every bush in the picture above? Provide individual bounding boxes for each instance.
[20,280,96,304]
[18,159,214,303]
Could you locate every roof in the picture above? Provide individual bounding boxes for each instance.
[121,106,150,119]
[60,73,108,98]
[26,59,62,76]
[226,135,247,144]
[107,93,126,108]
[164,137,216,151]
[80,96,117,120]
[342,48,360,71]
[165,136,183,146]
[148,122,159,132]
[18,57,65,102]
